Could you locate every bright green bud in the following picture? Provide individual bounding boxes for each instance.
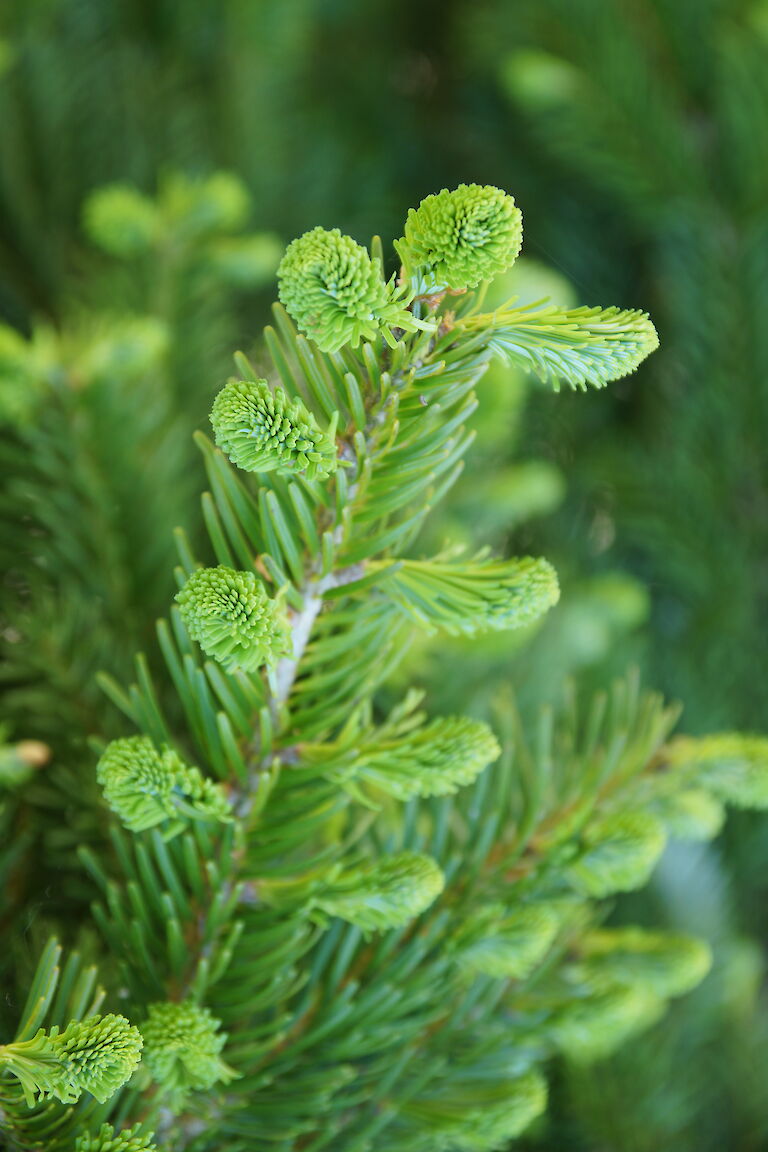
[49,1014,143,1103]
[666,733,768,808]
[568,810,666,897]
[75,1124,157,1152]
[360,715,501,800]
[278,226,426,353]
[654,788,725,841]
[315,852,444,933]
[96,735,232,834]
[83,184,160,257]
[405,1070,547,1149]
[454,902,560,980]
[578,927,712,999]
[550,985,664,1062]
[176,566,292,673]
[396,184,523,290]
[377,555,559,637]
[140,1001,236,1107]
[210,377,337,480]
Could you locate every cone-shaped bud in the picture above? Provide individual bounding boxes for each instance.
[210,377,337,479]
[96,735,232,833]
[76,1124,157,1152]
[550,984,664,1063]
[396,184,523,290]
[140,1001,236,1107]
[404,1070,547,1148]
[278,226,424,353]
[577,927,712,999]
[666,733,768,809]
[315,852,444,933]
[49,1015,143,1104]
[454,902,560,980]
[567,810,666,897]
[176,566,291,673]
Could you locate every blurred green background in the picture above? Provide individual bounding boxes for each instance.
[1,1,766,1148]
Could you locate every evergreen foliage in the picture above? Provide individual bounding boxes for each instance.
[462,7,768,1142]
[476,302,658,391]
[1,184,763,1151]
[391,257,652,724]
[375,556,560,635]
[0,940,143,1149]
[1,5,765,1148]
[479,0,768,733]
[0,168,280,1010]
[298,699,502,801]
[0,165,281,749]
[75,1125,157,1152]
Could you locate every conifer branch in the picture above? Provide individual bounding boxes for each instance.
[461,300,659,390]
[11,184,761,1152]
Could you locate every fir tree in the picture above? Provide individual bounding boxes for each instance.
[2,185,766,1152]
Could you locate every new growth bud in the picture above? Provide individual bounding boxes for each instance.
[210,377,337,479]
[667,733,768,809]
[568,810,666,897]
[278,226,429,352]
[314,852,445,933]
[140,1000,236,1108]
[176,565,292,673]
[396,184,523,290]
[96,735,232,833]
